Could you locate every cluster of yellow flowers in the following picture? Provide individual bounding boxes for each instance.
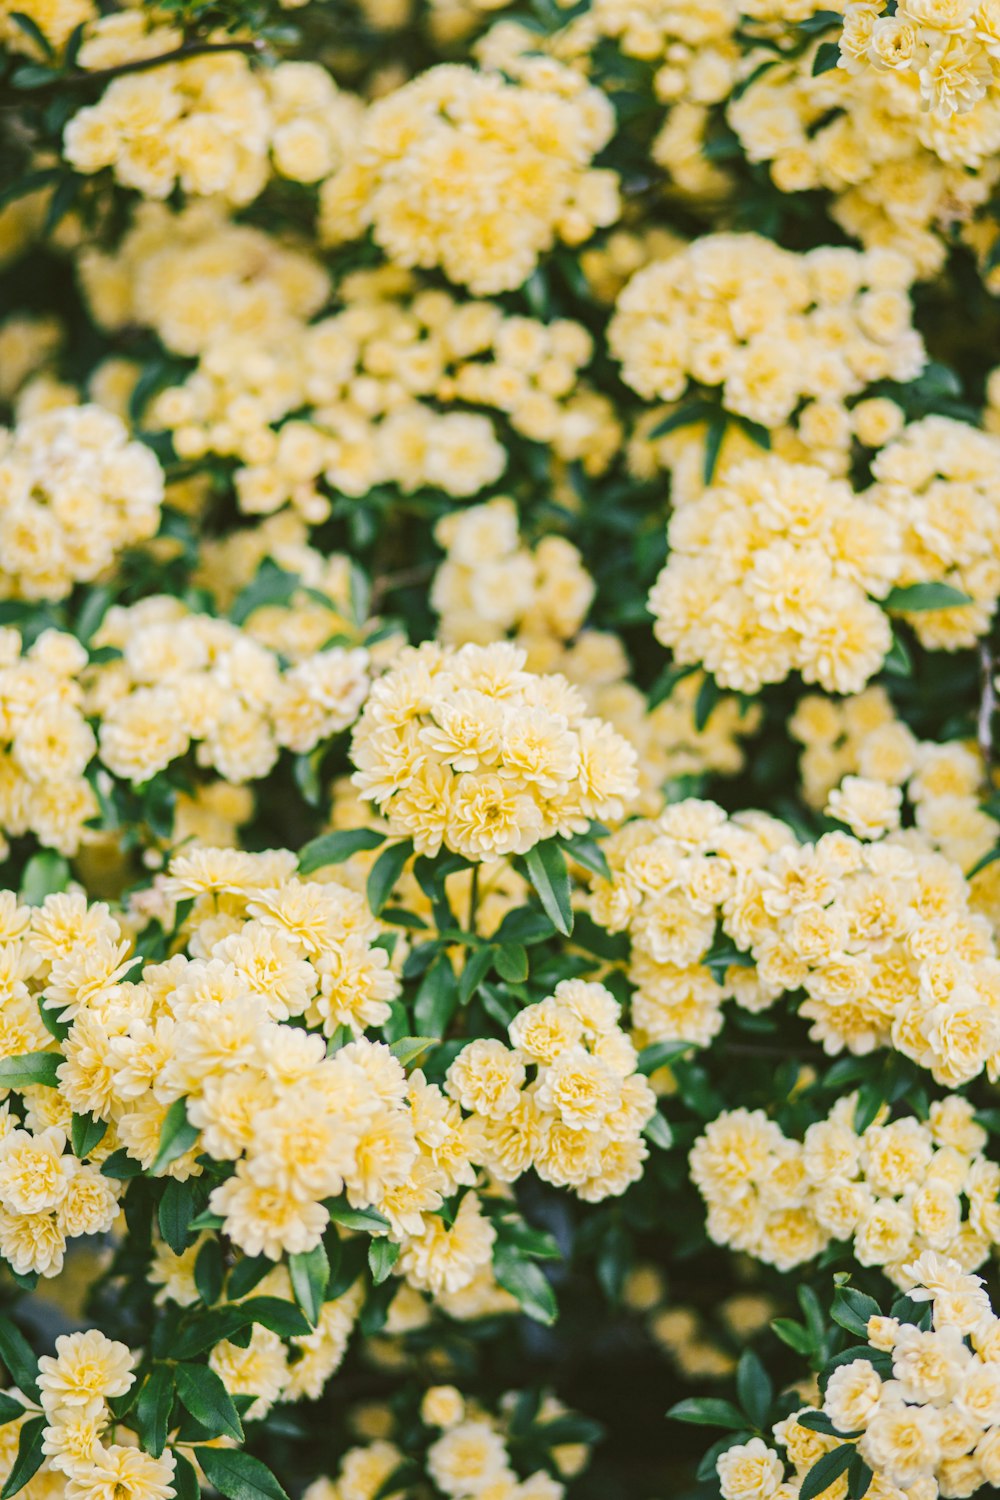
[730,29,1000,278]
[0,1330,176,1500]
[318,59,620,294]
[791,690,1000,925]
[647,455,899,694]
[608,236,925,426]
[0,404,163,602]
[840,0,1000,117]
[64,18,361,203]
[865,415,1000,650]
[447,978,658,1202]
[431,498,761,805]
[0,629,99,859]
[80,201,330,360]
[690,1095,1000,1281]
[350,642,639,860]
[306,1385,588,1500]
[87,595,371,786]
[145,262,623,516]
[589,799,1000,1083]
[720,1252,1000,1498]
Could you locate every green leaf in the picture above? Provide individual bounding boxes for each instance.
[193,1447,289,1500]
[388,1036,436,1067]
[967,845,1000,879]
[0,1053,60,1090]
[702,416,727,484]
[366,840,413,917]
[853,1082,884,1135]
[798,1412,849,1437]
[694,673,723,732]
[194,1239,224,1308]
[0,1319,38,1401]
[800,1446,854,1500]
[289,1243,329,1326]
[812,39,840,73]
[18,852,70,906]
[643,1111,673,1150]
[647,662,699,710]
[524,841,573,937]
[558,833,611,883]
[736,1349,773,1429]
[228,562,299,626]
[368,1239,400,1285]
[637,1040,692,1074]
[151,1098,199,1175]
[175,1364,243,1443]
[158,1178,197,1255]
[325,1201,390,1233]
[493,1246,557,1325]
[171,1452,200,1500]
[847,1455,873,1500]
[494,943,528,984]
[884,581,972,612]
[882,630,912,677]
[298,829,385,874]
[227,1256,272,1301]
[9,12,54,55]
[0,1397,25,1427]
[667,1399,748,1429]
[100,1148,142,1179]
[1,1415,45,1500]
[648,400,719,440]
[458,944,495,1005]
[771,1318,815,1356]
[135,1366,174,1459]
[70,1112,107,1159]
[414,954,458,1039]
[832,1287,881,1338]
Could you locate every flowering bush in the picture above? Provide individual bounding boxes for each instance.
[2,0,1000,1495]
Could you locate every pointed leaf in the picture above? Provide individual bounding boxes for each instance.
[298,829,385,874]
[524,841,573,937]
[289,1243,329,1326]
[193,1447,289,1500]
[175,1364,243,1443]
[151,1098,198,1175]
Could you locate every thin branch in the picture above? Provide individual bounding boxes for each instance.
[2,38,267,105]
[370,562,435,609]
[978,638,996,779]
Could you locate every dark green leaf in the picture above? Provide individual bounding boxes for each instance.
[968,845,1000,879]
[637,1040,692,1074]
[812,39,840,73]
[694,674,723,732]
[18,852,69,906]
[642,1111,673,1150]
[882,630,911,677]
[194,1239,224,1307]
[648,400,719,440]
[771,1319,814,1356]
[175,1364,243,1443]
[100,1148,142,1179]
[226,1256,271,1301]
[702,417,726,484]
[524,841,573,937]
[847,1455,873,1500]
[736,1350,773,1429]
[800,1446,854,1500]
[366,841,413,916]
[458,945,495,1005]
[171,1452,199,1500]
[832,1287,881,1338]
[9,12,54,55]
[884,582,972,612]
[0,1416,45,1499]
[193,1447,289,1500]
[158,1178,197,1255]
[494,943,528,983]
[388,1036,436,1067]
[667,1399,747,1429]
[151,1098,199,1175]
[647,662,698,710]
[558,833,610,883]
[135,1366,174,1458]
[289,1243,329,1326]
[0,1319,38,1401]
[298,829,385,874]
[0,1397,24,1427]
[70,1113,107,1159]
[414,953,458,1038]
[325,1201,390,1233]
[493,1246,557,1325]
[0,1053,60,1090]
[368,1239,400,1285]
